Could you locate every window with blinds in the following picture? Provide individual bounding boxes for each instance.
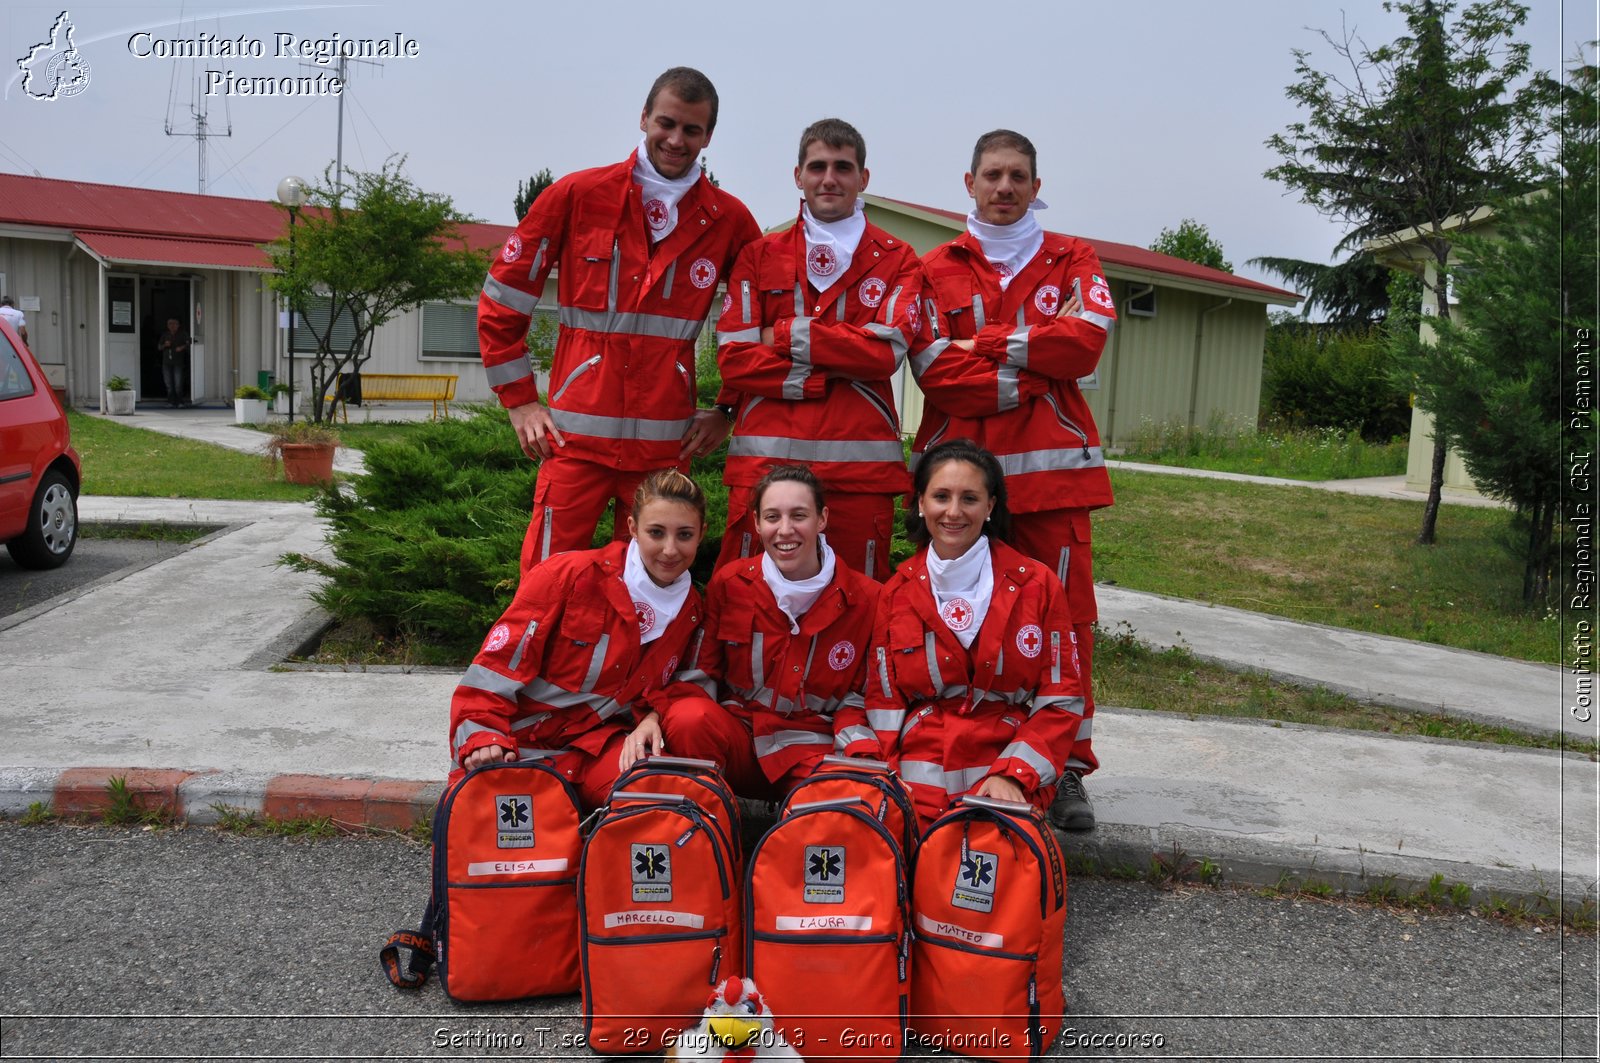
[291,295,359,354]
[421,301,479,361]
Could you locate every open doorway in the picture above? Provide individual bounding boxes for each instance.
[138,277,192,406]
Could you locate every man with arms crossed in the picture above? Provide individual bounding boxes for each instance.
[478,67,760,573]
[714,118,920,579]
[910,129,1116,829]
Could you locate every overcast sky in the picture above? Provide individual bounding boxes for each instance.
[2,0,1593,292]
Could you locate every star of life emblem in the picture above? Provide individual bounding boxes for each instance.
[807,245,838,277]
[496,794,535,848]
[858,277,886,307]
[940,598,976,633]
[827,640,856,671]
[1016,624,1044,658]
[952,846,999,913]
[1034,285,1062,316]
[803,845,846,904]
[644,198,671,232]
[634,601,657,636]
[631,843,673,901]
[690,258,717,288]
[501,235,522,263]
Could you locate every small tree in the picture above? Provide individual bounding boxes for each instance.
[513,168,555,220]
[264,157,485,423]
[1264,0,1551,544]
[1149,218,1232,272]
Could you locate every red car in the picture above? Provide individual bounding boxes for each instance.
[0,315,80,568]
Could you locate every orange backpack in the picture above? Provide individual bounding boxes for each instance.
[380,758,584,1002]
[579,793,743,1053]
[611,755,744,867]
[909,796,1068,1061]
[745,797,911,1062]
[779,755,917,859]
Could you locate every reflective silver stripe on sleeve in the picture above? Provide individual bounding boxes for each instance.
[1075,308,1114,331]
[483,273,538,316]
[998,741,1058,786]
[517,746,562,760]
[754,729,833,758]
[1007,327,1031,369]
[877,646,892,698]
[1050,631,1061,685]
[835,725,876,750]
[971,295,986,330]
[900,760,992,795]
[750,632,765,693]
[458,663,524,702]
[1030,694,1086,718]
[452,719,506,756]
[526,238,548,281]
[508,620,540,671]
[998,365,1022,412]
[509,710,552,731]
[884,285,901,322]
[519,677,607,710]
[785,319,812,400]
[1076,717,1093,741]
[548,409,694,442]
[581,634,610,693]
[924,631,942,691]
[727,436,907,464]
[865,323,909,366]
[486,357,535,387]
[718,327,762,346]
[592,696,629,721]
[661,260,676,301]
[741,280,752,323]
[1017,307,1028,327]
[557,307,704,342]
[996,447,1108,475]
[865,708,905,732]
[911,337,949,377]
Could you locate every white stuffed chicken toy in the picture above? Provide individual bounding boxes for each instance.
[666,976,802,1061]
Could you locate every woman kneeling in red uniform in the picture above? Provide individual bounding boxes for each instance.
[860,439,1087,828]
[662,465,881,799]
[448,469,707,808]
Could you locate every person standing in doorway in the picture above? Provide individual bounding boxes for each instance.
[156,317,190,407]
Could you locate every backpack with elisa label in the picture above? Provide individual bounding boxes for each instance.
[380,757,584,1002]
[908,795,1067,1061]
[745,796,911,1062]
[779,755,917,859]
[611,755,743,867]
[578,792,743,1054]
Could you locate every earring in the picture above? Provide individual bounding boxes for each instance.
[985,516,992,522]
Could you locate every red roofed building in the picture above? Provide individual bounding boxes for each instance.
[859,195,1301,445]
[0,172,514,409]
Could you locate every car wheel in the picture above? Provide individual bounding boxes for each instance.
[6,469,78,570]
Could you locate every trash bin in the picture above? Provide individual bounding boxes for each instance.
[257,370,276,391]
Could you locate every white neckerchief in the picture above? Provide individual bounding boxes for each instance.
[761,535,838,634]
[623,539,691,644]
[633,138,702,243]
[801,202,866,292]
[926,536,994,649]
[966,207,1045,291]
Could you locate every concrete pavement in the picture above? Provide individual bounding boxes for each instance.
[2,410,1592,913]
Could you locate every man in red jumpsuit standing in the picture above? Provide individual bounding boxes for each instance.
[478,67,761,573]
[713,118,921,580]
[909,129,1116,830]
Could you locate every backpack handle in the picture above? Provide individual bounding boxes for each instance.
[639,755,723,771]
[960,794,1035,815]
[787,796,869,814]
[609,790,694,805]
[820,754,893,773]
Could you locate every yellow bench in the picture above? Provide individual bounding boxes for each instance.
[326,372,458,422]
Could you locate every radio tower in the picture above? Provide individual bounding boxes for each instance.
[163,17,231,194]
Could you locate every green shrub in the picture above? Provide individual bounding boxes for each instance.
[1262,322,1410,441]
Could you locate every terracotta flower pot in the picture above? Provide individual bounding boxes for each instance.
[279,442,336,485]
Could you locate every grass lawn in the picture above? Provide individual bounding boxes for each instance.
[68,411,320,501]
[1095,468,1555,664]
[1117,421,1408,481]
[237,419,423,452]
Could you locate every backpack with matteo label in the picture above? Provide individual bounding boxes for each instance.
[380,757,584,1002]
[908,795,1068,1061]
[578,792,743,1054]
[744,796,911,1062]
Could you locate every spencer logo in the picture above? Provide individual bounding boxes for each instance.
[17,10,92,101]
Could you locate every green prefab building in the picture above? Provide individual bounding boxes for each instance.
[858,196,1301,446]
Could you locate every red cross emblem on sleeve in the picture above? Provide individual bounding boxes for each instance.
[1016,624,1044,658]
[690,258,717,288]
[1034,285,1061,316]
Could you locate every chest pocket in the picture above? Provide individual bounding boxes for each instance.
[930,272,979,341]
[716,596,761,690]
[568,226,617,312]
[545,592,610,690]
[887,611,938,700]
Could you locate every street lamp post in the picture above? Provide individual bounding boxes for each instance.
[275,176,308,424]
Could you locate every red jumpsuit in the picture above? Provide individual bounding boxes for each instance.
[662,555,881,798]
[714,215,921,580]
[911,230,1114,776]
[477,151,760,573]
[845,539,1085,829]
[448,541,702,809]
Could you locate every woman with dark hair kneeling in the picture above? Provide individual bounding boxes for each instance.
[662,464,881,799]
[447,469,707,808]
[861,439,1087,828]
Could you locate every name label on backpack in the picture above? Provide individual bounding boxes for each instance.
[467,858,570,876]
[602,910,706,929]
[917,912,1005,949]
[776,915,874,931]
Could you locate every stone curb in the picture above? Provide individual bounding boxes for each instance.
[4,766,1592,916]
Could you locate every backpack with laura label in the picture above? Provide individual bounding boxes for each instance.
[745,797,910,1062]
[579,792,743,1054]
[380,757,584,1002]
[779,755,917,859]
[909,795,1067,1061]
